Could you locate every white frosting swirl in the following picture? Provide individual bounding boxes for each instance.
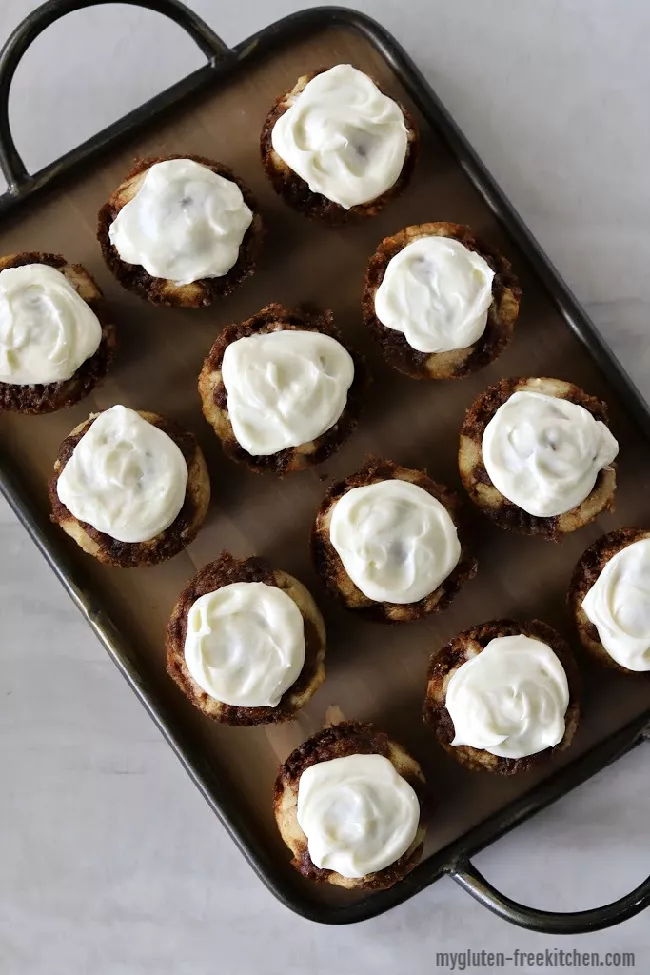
[328,479,461,604]
[446,634,570,759]
[0,264,102,385]
[108,158,253,285]
[374,236,495,353]
[221,329,354,456]
[582,537,650,671]
[184,582,306,707]
[56,405,188,543]
[482,389,619,517]
[297,753,420,878]
[271,64,408,209]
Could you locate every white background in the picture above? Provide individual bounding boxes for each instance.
[0,1,649,972]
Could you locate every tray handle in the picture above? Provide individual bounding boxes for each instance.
[449,821,650,935]
[448,723,650,933]
[0,0,230,190]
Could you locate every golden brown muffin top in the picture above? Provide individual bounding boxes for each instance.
[166,551,325,725]
[312,457,477,622]
[274,721,426,890]
[459,377,616,539]
[49,409,208,567]
[568,527,650,675]
[199,302,366,473]
[97,153,262,307]
[362,222,521,380]
[423,618,581,775]
[260,68,418,223]
[0,251,116,414]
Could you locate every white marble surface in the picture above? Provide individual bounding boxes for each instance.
[1,1,649,971]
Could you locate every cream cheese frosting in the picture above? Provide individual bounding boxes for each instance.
[56,405,188,543]
[108,158,253,286]
[221,328,354,456]
[271,64,408,209]
[183,582,306,707]
[297,753,420,878]
[482,389,619,517]
[582,537,650,671]
[374,236,495,353]
[328,479,461,604]
[0,264,102,386]
[446,634,570,759]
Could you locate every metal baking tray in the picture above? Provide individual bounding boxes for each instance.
[0,0,648,933]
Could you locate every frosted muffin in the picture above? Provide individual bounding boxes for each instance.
[98,154,262,306]
[312,458,477,622]
[261,64,418,223]
[166,552,326,724]
[0,252,116,414]
[274,721,426,890]
[49,405,209,567]
[569,528,650,674]
[423,619,581,775]
[459,377,619,539]
[363,222,521,379]
[199,303,364,473]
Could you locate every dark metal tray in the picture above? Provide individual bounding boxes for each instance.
[0,0,648,933]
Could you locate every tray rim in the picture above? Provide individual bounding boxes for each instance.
[0,0,648,929]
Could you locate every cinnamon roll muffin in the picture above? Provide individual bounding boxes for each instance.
[199,303,364,473]
[569,528,650,674]
[166,552,326,725]
[261,64,418,223]
[97,154,262,307]
[459,377,619,539]
[363,223,521,379]
[274,721,426,890]
[49,405,209,567]
[312,458,477,622]
[423,619,581,775]
[0,252,115,414]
